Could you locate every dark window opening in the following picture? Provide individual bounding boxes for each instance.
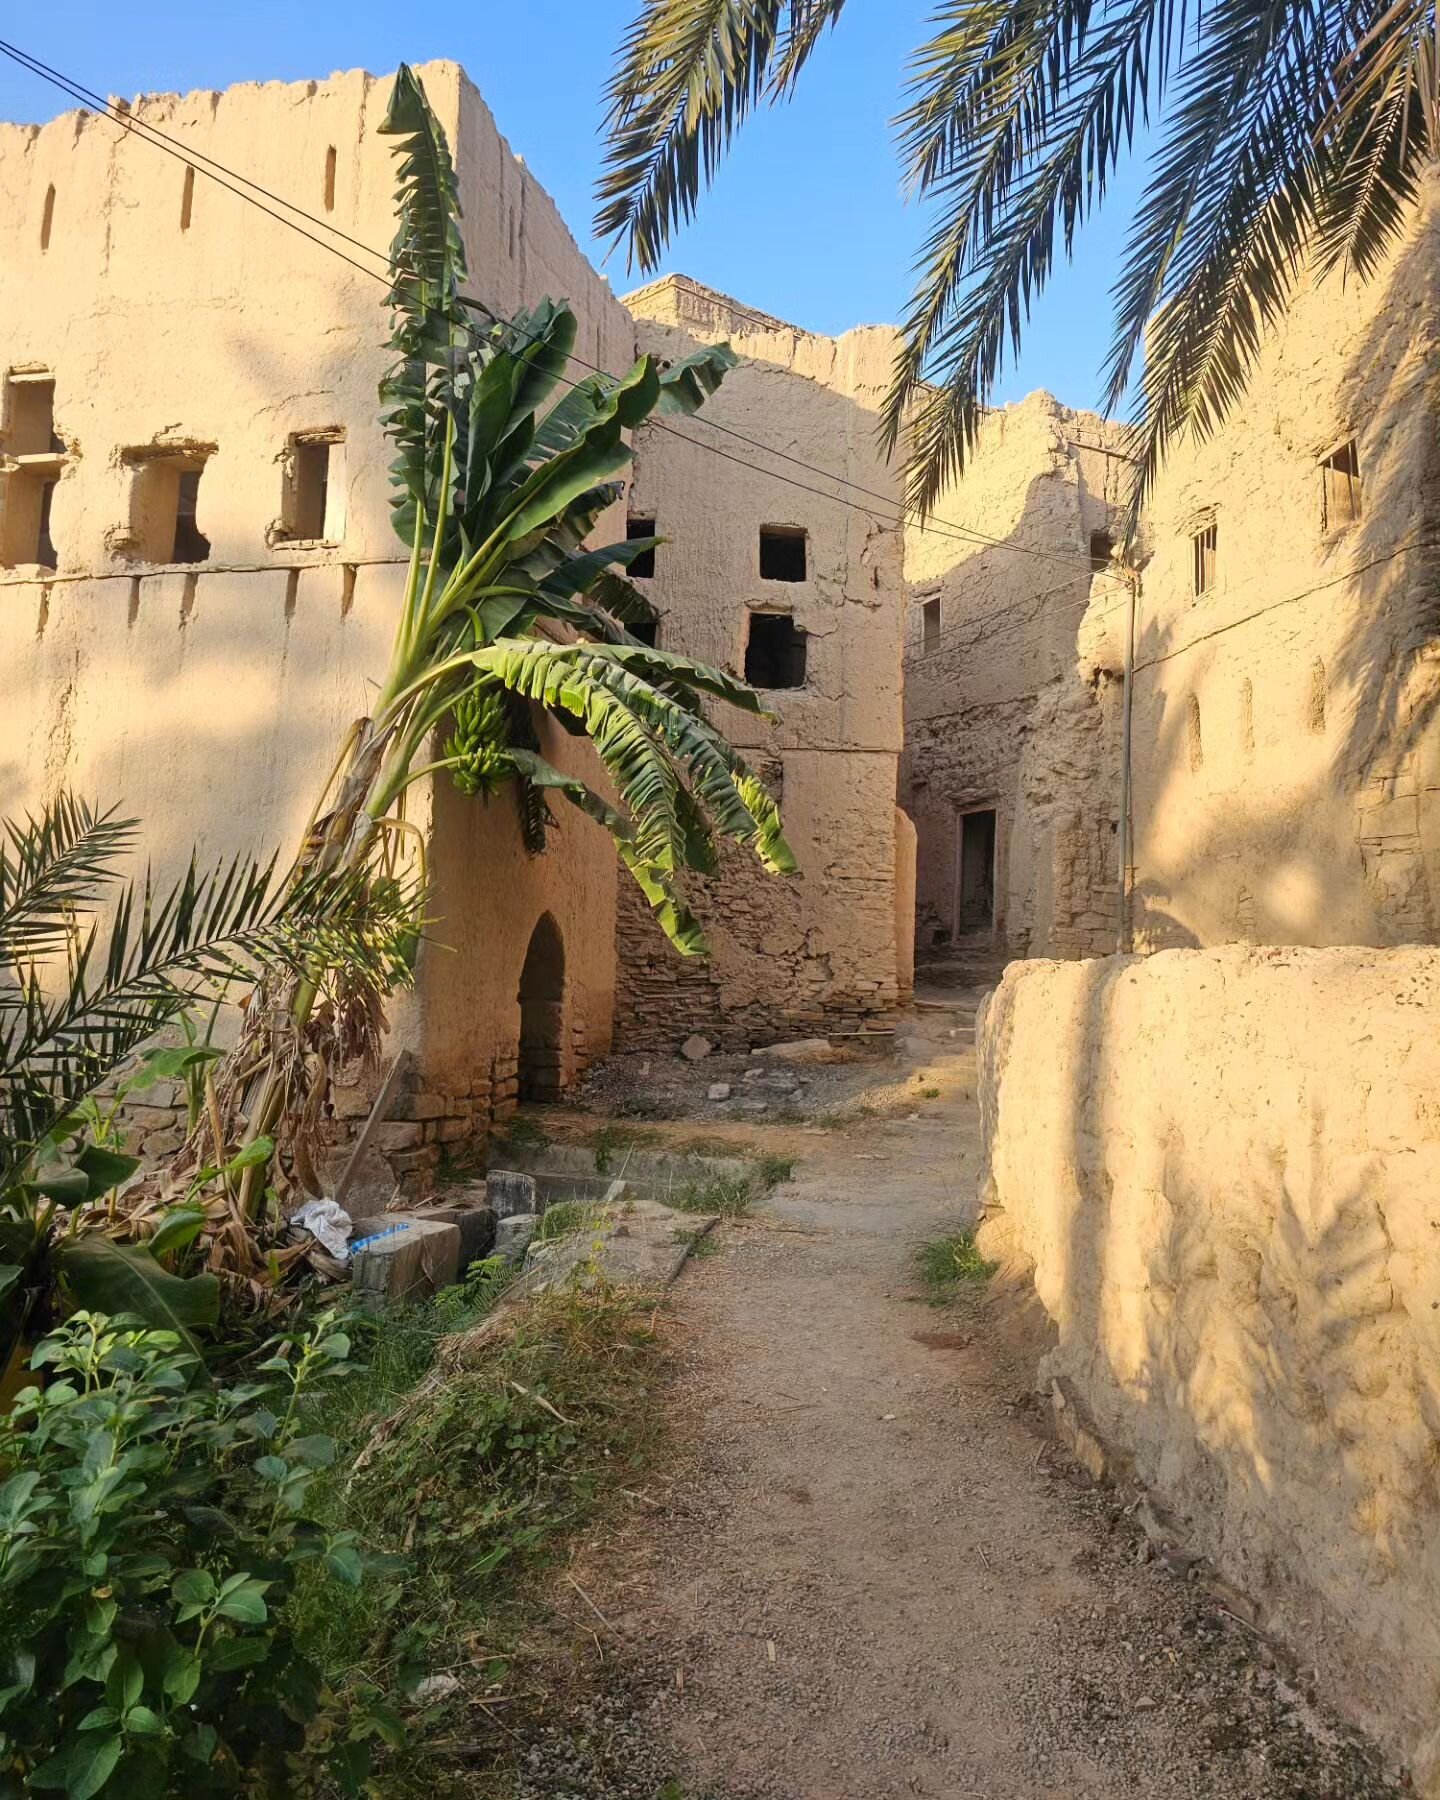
[1089,530,1113,571]
[958,809,997,933]
[922,596,941,654]
[173,469,210,564]
[40,184,54,253]
[291,440,331,540]
[1192,522,1217,597]
[36,480,57,568]
[629,618,659,647]
[759,524,807,582]
[5,375,60,456]
[180,165,195,231]
[1321,439,1361,530]
[745,611,807,689]
[627,515,656,580]
[324,145,337,213]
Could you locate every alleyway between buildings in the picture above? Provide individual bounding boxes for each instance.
[528,980,1402,1800]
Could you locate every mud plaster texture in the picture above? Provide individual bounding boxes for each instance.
[555,996,1402,1800]
[976,945,1440,1792]
[613,276,910,1052]
[902,393,1128,963]
[0,81,911,1153]
[903,174,1440,969]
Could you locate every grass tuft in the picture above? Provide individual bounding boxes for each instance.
[916,1229,997,1298]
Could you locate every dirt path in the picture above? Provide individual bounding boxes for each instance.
[579,994,1401,1800]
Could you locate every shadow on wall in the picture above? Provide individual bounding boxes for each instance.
[982,950,1440,1783]
[1129,221,1440,951]
[612,314,908,1050]
[903,456,1124,960]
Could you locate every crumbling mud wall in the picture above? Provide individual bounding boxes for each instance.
[0,64,632,1187]
[1121,173,1440,953]
[901,395,1126,960]
[614,277,907,1051]
[976,947,1440,1792]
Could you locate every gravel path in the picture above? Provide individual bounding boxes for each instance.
[568,994,1403,1800]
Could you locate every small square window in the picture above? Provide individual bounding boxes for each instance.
[1089,530,1113,572]
[629,618,659,648]
[120,447,215,565]
[1321,440,1361,531]
[1192,522,1217,597]
[627,515,656,580]
[922,597,941,654]
[745,611,807,689]
[759,525,807,582]
[3,373,61,456]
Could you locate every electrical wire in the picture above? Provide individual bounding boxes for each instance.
[0,35,1134,587]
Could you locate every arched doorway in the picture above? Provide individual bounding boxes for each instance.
[517,913,566,1103]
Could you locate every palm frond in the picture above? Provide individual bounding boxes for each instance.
[1,838,419,1179]
[886,0,1180,512]
[0,795,137,967]
[1112,0,1369,511]
[597,1,850,271]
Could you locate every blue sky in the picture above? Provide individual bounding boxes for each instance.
[0,2,1150,415]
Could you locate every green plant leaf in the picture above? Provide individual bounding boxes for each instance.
[58,1240,219,1333]
[222,1136,275,1174]
[253,1455,288,1483]
[74,1145,140,1197]
[30,1731,122,1798]
[144,1208,208,1260]
[170,1568,215,1611]
[214,1580,269,1625]
[287,1434,337,1470]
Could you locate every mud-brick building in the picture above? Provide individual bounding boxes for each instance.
[0,63,912,1185]
[901,397,1129,963]
[901,170,1440,967]
[614,275,911,1050]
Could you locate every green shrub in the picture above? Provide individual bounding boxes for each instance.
[0,1310,399,1798]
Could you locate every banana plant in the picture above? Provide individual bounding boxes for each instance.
[219,65,794,1195]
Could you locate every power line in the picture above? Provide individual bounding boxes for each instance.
[0,36,1130,586]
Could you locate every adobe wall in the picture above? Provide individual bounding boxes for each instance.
[1109,174,1440,952]
[900,396,1128,962]
[614,276,906,1050]
[0,64,633,1189]
[975,947,1440,1791]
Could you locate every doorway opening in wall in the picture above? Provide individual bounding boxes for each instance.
[955,808,997,936]
[517,912,566,1103]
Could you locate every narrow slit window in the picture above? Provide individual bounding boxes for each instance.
[282,432,345,542]
[40,184,54,252]
[1192,522,1217,597]
[1321,439,1361,530]
[922,597,941,654]
[180,165,195,231]
[1089,530,1113,572]
[745,612,807,689]
[759,524,807,582]
[627,515,656,580]
[292,441,330,539]
[36,479,58,569]
[173,468,210,564]
[324,145,337,213]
